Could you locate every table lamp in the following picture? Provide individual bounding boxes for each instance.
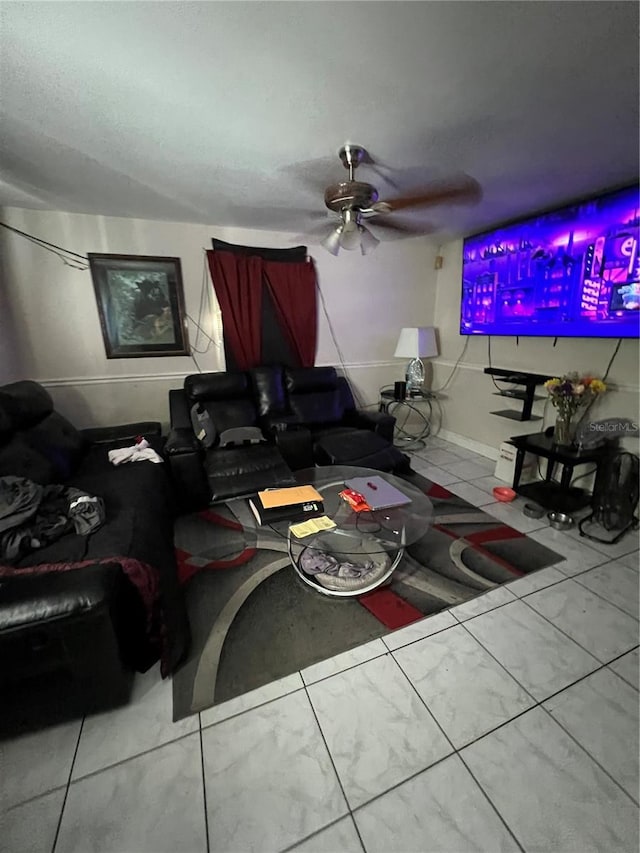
[394,327,439,394]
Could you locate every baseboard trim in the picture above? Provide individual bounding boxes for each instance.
[437,428,500,461]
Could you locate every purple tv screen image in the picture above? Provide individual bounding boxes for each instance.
[460,184,640,338]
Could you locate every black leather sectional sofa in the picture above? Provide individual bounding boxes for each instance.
[0,381,190,731]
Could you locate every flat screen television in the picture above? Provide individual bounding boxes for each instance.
[460,184,640,338]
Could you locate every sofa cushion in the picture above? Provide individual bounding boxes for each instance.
[0,407,11,443]
[204,445,295,501]
[284,367,338,394]
[68,446,190,675]
[68,447,175,570]
[185,372,258,434]
[23,412,86,481]
[15,533,89,567]
[203,400,258,434]
[0,381,54,430]
[289,389,345,426]
[250,367,287,417]
[314,430,410,473]
[185,372,248,402]
[0,436,57,485]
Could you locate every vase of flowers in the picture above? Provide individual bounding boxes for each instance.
[544,374,607,447]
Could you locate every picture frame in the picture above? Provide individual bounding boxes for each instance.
[88,254,190,358]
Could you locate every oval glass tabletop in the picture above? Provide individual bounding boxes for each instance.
[278,466,433,550]
[261,466,434,598]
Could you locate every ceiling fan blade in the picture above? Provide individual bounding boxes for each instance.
[225,204,329,231]
[376,175,482,213]
[295,210,334,223]
[278,157,339,194]
[291,219,339,242]
[367,218,434,236]
[367,162,401,192]
[339,144,402,191]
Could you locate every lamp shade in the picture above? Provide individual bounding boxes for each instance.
[393,327,439,359]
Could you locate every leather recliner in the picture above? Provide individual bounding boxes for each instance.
[278,367,410,472]
[166,366,411,512]
[166,371,296,507]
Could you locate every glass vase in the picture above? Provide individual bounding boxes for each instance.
[554,413,574,447]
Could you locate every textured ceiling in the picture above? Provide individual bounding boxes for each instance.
[1,1,638,242]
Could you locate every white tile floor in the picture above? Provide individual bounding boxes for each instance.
[2,437,639,853]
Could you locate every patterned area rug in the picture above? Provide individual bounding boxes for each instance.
[172,471,562,721]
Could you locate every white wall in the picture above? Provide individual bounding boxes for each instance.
[430,239,640,453]
[0,251,25,382]
[0,207,438,427]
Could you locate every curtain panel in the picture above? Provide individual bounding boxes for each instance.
[263,259,317,368]
[206,250,262,370]
[207,241,317,369]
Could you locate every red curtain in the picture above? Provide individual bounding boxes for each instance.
[206,250,262,369]
[263,259,317,367]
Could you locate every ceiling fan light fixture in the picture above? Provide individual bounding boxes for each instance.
[340,208,360,252]
[340,228,361,251]
[320,216,381,257]
[339,209,361,251]
[359,225,379,255]
[321,225,343,256]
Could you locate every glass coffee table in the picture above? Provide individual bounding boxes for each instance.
[265,466,433,598]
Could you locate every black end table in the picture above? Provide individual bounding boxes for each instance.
[509,432,610,513]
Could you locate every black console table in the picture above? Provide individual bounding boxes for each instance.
[509,432,610,513]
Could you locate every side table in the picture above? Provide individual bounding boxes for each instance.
[509,432,610,513]
[379,391,433,449]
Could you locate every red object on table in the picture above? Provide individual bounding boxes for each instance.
[339,488,371,512]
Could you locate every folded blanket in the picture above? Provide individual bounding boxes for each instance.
[108,437,163,466]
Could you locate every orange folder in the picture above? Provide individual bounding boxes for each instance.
[257,485,323,509]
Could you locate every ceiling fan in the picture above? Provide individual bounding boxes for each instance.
[315,144,481,256]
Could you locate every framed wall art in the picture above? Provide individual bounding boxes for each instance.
[88,253,190,358]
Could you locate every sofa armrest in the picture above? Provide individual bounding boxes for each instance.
[81,422,162,445]
[164,428,209,512]
[260,414,303,433]
[274,427,314,470]
[169,389,192,430]
[165,427,201,456]
[344,409,395,443]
